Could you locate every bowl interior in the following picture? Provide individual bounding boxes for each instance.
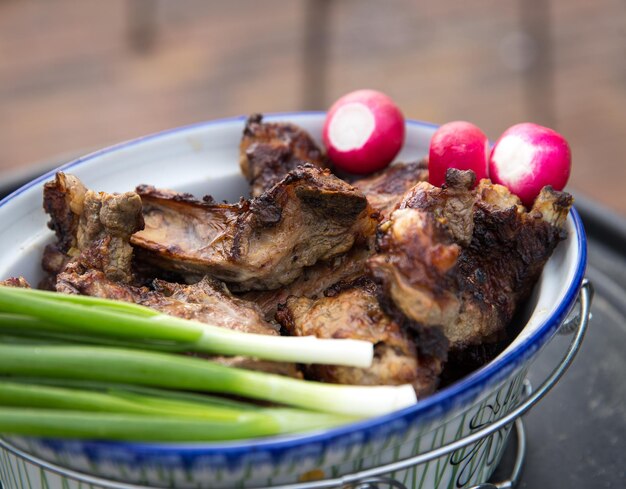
[0,112,586,451]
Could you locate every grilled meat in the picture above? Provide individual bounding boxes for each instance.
[42,172,144,284]
[276,278,442,396]
[132,165,378,291]
[398,169,477,246]
[240,114,328,197]
[43,172,87,253]
[75,190,144,283]
[41,173,300,376]
[352,161,429,218]
[41,174,275,334]
[369,169,572,351]
[241,245,372,320]
[56,265,301,377]
[41,173,87,284]
[57,267,277,335]
[35,115,571,394]
[0,277,31,288]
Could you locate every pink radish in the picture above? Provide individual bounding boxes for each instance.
[323,89,405,174]
[489,123,571,207]
[428,121,489,188]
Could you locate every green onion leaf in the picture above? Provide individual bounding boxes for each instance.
[0,286,374,367]
[0,344,416,417]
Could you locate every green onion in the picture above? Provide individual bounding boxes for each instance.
[0,344,416,417]
[3,378,260,411]
[0,285,373,367]
[0,408,318,441]
[0,316,182,350]
[0,381,354,440]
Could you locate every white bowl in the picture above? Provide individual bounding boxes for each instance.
[0,113,587,489]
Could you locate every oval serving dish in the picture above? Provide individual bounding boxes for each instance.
[0,113,587,489]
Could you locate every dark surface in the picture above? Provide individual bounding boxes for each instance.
[492,206,626,488]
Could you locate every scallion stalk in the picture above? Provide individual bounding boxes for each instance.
[0,380,354,439]
[0,286,373,367]
[0,408,303,441]
[0,344,416,417]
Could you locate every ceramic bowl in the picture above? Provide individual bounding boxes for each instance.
[0,113,587,489]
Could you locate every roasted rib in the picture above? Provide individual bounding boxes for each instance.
[42,172,300,377]
[276,277,443,396]
[352,160,429,219]
[56,265,301,377]
[0,277,31,288]
[241,245,372,320]
[132,165,378,291]
[42,172,144,284]
[369,169,572,351]
[238,161,428,320]
[276,278,441,396]
[240,114,328,197]
[57,268,278,336]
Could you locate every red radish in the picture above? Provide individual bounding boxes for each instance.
[428,121,489,188]
[489,123,571,207]
[323,89,405,174]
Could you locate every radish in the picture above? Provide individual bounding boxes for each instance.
[428,121,489,188]
[323,89,405,174]
[489,123,571,206]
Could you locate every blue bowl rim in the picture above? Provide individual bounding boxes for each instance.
[0,112,587,457]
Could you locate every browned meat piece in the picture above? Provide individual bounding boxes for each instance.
[0,277,31,288]
[369,169,572,351]
[41,173,87,286]
[525,184,572,228]
[41,172,300,377]
[56,265,301,378]
[352,161,429,218]
[41,244,71,277]
[147,278,280,336]
[240,114,328,197]
[276,278,442,397]
[370,205,462,332]
[43,172,87,253]
[398,169,477,246]
[132,165,378,291]
[241,246,372,320]
[43,172,144,284]
[76,191,144,283]
[130,186,237,285]
[57,266,277,336]
[56,262,140,302]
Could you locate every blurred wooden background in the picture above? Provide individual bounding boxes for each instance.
[1,0,625,214]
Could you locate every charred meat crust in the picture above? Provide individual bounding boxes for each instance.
[0,277,31,288]
[455,193,568,333]
[398,169,476,246]
[352,160,429,218]
[231,164,369,257]
[135,185,219,207]
[43,173,87,253]
[369,206,463,330]
[33,126,573,394]
[369,168,573,352]
[56,265,301,377]
[240,245,372,321]
[132,165,377,291]
[42,172,144,284]
[76,191,144,283]
[276,277,442,397]
[240,114,328,197]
